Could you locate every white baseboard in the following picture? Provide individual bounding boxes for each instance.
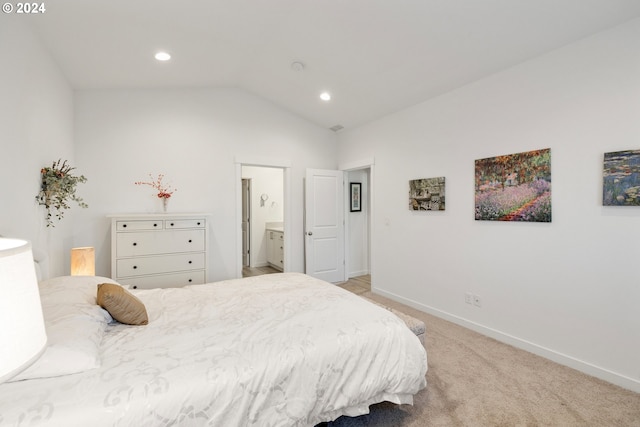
[374,288,640,394]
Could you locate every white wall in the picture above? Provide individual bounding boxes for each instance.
[74,88,337,281]
[0,19,74,278]
[242,166,284,267]
[338,18,640,391]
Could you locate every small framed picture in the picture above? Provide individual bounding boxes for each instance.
[350,182,362,212]
[603,149,640,206]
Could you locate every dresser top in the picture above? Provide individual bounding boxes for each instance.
[108,213,211,219]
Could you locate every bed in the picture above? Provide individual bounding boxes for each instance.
[0,272,427,426]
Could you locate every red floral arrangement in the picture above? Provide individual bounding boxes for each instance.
[135,173,176,199]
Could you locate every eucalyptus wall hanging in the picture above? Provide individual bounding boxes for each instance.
[36,159,88,227]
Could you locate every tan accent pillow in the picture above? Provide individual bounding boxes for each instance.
[97,283,148,325]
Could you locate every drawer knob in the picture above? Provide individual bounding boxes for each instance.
[188,260,192,264]
[153,223,158,227]
[122,224,127,228]
[170,223,174,226]
[133,285,137,289]
[188,279,193,282]
[188,239,192,243]
[133,242,137,246]
[133,265,137,269]
[197,222,201,225]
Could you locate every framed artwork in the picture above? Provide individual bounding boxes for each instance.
[350,182,362,212]
[603,149,640,206]
[409,177,445,211]
[475,148,551,222]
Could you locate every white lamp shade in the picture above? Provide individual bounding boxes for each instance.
[70,247,95,276]
[0,238,47,383]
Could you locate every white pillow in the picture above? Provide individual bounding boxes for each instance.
[9,276,116,382]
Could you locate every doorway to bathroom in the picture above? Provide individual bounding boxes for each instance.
[240,165,285,278]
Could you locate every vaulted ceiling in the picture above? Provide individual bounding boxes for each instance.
[28,0,640,131]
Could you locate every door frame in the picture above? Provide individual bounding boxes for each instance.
[241,178,251,267]
[339,158,375,287]
[235,157,291,279]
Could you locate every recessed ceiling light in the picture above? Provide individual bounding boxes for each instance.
[291,61,305,72]
[155,52,171,61]
[320,92,331,101]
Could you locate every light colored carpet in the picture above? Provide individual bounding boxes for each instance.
[321,290,640,427]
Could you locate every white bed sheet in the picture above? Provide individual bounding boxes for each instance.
[0,273,427,426]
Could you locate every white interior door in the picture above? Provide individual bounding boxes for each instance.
[305,169,345,283]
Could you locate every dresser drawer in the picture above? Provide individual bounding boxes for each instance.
[116,220,163,231]
[117,252,205,278]
[118,270,206,289]
[165,219,206,229]
[116,230,205,257]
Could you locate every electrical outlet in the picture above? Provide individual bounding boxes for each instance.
[465,292,473,304]
[473,295,482,307]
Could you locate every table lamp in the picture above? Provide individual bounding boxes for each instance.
[0,238,47,383]
[70,246,95,276]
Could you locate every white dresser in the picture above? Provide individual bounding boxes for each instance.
[266,228,284,271]
[109,213,209,289]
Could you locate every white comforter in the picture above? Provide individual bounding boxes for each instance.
[0,273,427,426]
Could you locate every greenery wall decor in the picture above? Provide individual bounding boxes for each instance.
[36,159,88,227]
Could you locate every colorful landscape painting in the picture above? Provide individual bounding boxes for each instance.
[475,148,551,222]
[603,149,640,206]
[409,177,445,211]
